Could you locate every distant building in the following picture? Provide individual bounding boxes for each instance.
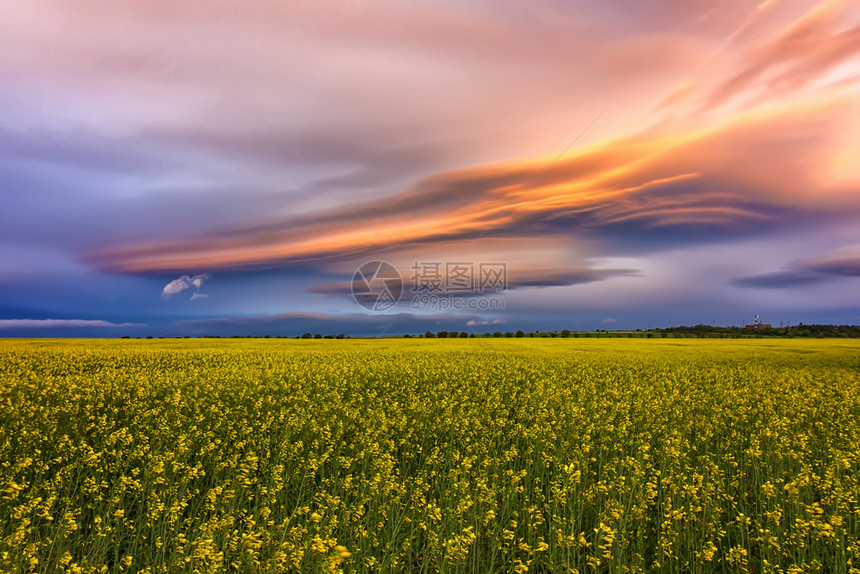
[745,314,770,330]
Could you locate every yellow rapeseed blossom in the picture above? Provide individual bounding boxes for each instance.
[0,337,857,572]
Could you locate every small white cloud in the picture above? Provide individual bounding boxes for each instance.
[466,318,507,326]
[601,317,617,324]
[190,292,208,301]
[188,275,207,289]
[162,274,210,300]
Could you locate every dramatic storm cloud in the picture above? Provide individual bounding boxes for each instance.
[1,0,859,335]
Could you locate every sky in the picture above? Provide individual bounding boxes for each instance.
[1,0,860,337]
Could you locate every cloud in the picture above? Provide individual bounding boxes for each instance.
[732,244,860,288]
[161,274,210,300]
[700,0,860,112]
[601,317,617,324]
[309,263,638,299]
[87,93,859,276]
[731,270,828,288]
[466,318,507,326]
[189,292,208,301]
[84,0,860,279]
[0,319,144,329]
[797,245,860,277]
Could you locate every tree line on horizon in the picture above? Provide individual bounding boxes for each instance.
[120,323,860,340]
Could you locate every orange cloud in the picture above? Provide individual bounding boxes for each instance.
[84,2,860,276]
[701,0,860,111]
[88,92,855,275]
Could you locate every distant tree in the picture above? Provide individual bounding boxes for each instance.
[301,333,312,339]
[459,331,469,338]
[493,332,503,338]
[336,334,345,339]
[561,329,570,337]
[425,331,436,338]
[448,331,459,338]
[404,334,411,338]
[437,331,448,338]
[515,330,524,337]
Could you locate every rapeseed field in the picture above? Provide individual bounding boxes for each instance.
[1,338,858,573]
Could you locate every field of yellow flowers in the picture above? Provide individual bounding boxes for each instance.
[1,338,859,573]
